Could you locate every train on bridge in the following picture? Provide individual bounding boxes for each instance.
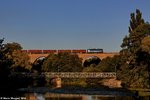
[22,48,103,54]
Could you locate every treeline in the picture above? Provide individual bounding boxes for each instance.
[0,9,150,89]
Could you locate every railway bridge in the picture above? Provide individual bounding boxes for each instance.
[44,72,116,78]
[14,72,116,78]
[28,52,118,63]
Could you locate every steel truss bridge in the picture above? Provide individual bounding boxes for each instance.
[11,72,116,78]
[45,72,116,78]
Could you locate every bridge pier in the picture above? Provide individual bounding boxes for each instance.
[51,76,62,88]
[102,78,122,88]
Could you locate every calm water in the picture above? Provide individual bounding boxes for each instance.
[23,93,136,100]
[0,87,149,100]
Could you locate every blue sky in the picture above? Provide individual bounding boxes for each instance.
[0,0,150,52]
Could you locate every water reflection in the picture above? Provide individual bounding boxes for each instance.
[25,93,86,100]
[2,86,149,100]
[23,93,144,100]
[25,93,44,100]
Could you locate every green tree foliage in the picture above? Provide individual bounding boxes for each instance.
[0,38,4,49]
[0,42,31,72]
[82,64,100,72]
[0,40,32,88]
[42,52,83,72]
[120,9,145,62]
[129,9,144,33]
[118,9,150,88]
[0,38,4,63]
[94,9,150,88]
[10,50,31,71]
[0,38,10,77]
[140,36,150,54]
[82,64,101,86]
[4,42,22,52]
[5,42,31,72]
[83,57,101,67]
[97,55,121,72]
[0,38,5,64]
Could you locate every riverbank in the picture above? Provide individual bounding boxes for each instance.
[129,88,150,96]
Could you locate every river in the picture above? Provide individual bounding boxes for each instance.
[0,86,149,100]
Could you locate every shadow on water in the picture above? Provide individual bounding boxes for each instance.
[18,86,135,96]
[0,86,150,100]
[0,88,24,97]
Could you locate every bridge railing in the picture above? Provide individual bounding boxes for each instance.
[9,72,116,78]
[44,72,116,78]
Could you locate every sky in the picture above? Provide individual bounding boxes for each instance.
[0,0,150,52]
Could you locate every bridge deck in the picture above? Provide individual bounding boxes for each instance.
[44,72,116,78]
[10,72,116,78]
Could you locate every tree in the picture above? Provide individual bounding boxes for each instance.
[97,55,121,72]
[42,52,83,72]
[1,42,31,72]
[0,38,5,64]
[0,40,33,88]
[82,64,100,72]
[10,50,31,71]
[0,38,9,74]
[140,36,150,54]
[83,57,101,67]
[0,38,10,88]
[129,9,144,33]
[118,9,150,88]
[0,38,10,76]
[120,9,145,62]
[0,38,4,49]
[3,42,22,53]
[0,38,4,64]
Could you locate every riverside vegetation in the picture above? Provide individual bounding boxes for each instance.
[0,9,150,96]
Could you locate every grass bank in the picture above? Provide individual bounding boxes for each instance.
[129,88,150,96]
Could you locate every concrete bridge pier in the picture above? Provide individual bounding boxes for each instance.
[51,76,62,88]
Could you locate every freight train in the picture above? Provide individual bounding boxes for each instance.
[22,48,103,54]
